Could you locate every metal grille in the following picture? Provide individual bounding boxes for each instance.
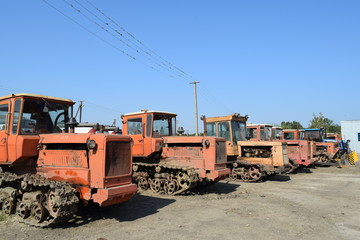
[105,141,131,177]
[216,141,227,164]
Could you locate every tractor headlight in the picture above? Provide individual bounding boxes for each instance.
[87,140,97,149]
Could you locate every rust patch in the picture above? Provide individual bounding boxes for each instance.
[65,170,78,176]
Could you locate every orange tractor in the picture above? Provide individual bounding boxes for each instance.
[280,129,317,167]
[201,114,290,182]
[300,128,350,166]
[247,125,317,169]
[121,110,230,194]
[0,93,136,227]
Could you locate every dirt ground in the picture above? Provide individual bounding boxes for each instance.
[0,165,359,240]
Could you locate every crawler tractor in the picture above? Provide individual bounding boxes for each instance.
[201,114,290,182]
[0,94,136,227]
[280,129,317,167]
[300,128,350,166]
[248,125,316,169]
[121,110,230,195]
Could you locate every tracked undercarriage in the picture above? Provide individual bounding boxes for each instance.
[132,163,200,195]
[228,162,274,182]
[0,172,78,227]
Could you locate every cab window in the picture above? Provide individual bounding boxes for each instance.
[218,122,230,141]
[146,115,152,137]
[206,122,216,136]
[128,118,143,135]
[0,104,9,131]
[12,99,21,134]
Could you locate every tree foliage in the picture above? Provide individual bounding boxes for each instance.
[308,112,341,133]
[281,121,303,129]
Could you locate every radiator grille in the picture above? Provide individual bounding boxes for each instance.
[216,141,227,164]
[105,141,131,177]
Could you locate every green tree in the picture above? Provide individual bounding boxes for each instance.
[281,121,303,129]
[308,113,341,134]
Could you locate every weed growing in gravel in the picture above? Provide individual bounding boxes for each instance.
[0,212,7,222]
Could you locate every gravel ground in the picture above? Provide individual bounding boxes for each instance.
[0,165,359,240]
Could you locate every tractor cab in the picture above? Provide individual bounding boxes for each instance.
[121,110,177,158]
[0,93,74,164]
[246,124,272,141]
[300,128,325,142]
[202,113,248,160]
[283,129,301,140]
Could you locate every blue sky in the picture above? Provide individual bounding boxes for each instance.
[1,0,359,132]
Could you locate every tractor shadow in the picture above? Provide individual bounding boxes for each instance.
[186,181,240,195]
[59,194,175,228]
[292,166,314,174]
[265,174,291,182]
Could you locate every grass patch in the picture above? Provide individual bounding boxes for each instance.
[0,212,7,222]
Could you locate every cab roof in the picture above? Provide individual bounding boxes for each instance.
[0,93,74,104]
[205,113,248,123]
[247,123,273,127]
[123,110,177,117]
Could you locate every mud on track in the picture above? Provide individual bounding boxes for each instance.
[0,166,359,240]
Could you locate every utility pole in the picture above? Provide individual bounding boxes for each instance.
[189,81,200,136]
[75,101,84,123]
[79,101,84,123]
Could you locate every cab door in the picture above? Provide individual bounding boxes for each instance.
[0,101,10,163]
[143,114,154,156]
[127,117,145,157]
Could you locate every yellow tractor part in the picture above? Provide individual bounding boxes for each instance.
[348,151,359,165]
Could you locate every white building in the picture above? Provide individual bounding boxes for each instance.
[341,120,360,153]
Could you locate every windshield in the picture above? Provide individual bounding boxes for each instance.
[206,122,216,136]
[301,130,322,141]
[18,98,69,134]
[218,122,230,141]
[248,128,257,139]
[272,129,283,140]
[261,126,272,141]
[153,114,175,137]
[284,132,294,140]
[127,118,143,135]
[232,120,246,142]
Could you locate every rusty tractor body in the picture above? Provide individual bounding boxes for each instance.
[0,94,136,227]
[300,128,349,165]
[121,110,229,195]
[249,125,316,169]
[280,129,317,167]
[202,114,290,182]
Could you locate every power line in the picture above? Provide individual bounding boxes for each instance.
[72,0,189,80]
[42,0,183,82]
[42,1,234,116]
[62,0,188,81]
[83,0,193,80]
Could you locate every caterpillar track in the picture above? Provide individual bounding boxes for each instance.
[229,163,265,182]
[132,163,200,195]
[0,172,79,227]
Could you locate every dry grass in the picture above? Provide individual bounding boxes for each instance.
[0,212,7,222]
